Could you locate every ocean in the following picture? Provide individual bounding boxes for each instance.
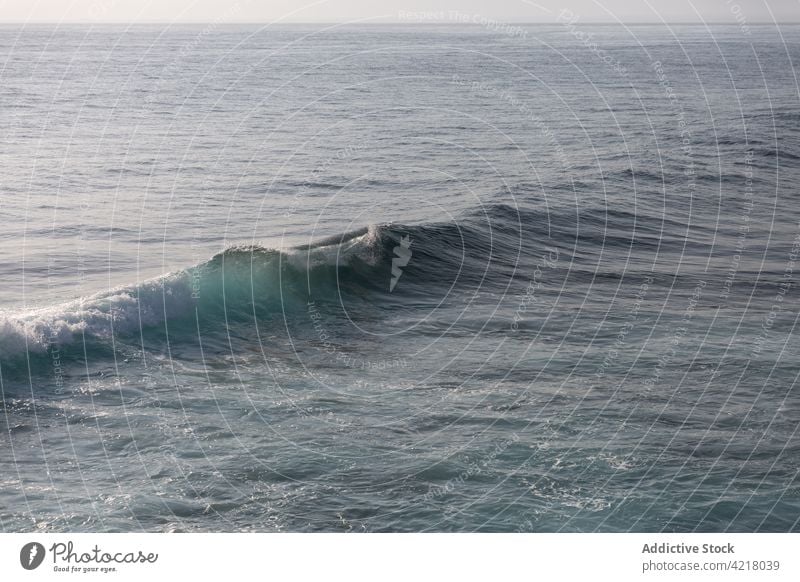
[1,23,798,532]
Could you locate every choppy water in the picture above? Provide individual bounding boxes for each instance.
[1,23,799,532]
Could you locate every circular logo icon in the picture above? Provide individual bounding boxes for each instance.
[20,542,46,570]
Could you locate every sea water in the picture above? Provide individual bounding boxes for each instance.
[0,23,798,532]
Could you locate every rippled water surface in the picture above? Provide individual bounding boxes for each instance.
[1,24,799,532]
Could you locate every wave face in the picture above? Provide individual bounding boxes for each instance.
[0,196,791,370]
[0,215,503,365]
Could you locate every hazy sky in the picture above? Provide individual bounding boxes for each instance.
[0,0,797,23]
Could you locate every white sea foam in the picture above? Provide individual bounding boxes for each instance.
[0,272,194,360]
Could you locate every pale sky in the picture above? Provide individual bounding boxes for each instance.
[0,0,797,23]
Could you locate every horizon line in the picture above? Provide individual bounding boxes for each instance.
[0,20,796,25]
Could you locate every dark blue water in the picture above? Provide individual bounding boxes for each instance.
[1,23,799,532]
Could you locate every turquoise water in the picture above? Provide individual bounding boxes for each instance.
[1,24,799,532]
